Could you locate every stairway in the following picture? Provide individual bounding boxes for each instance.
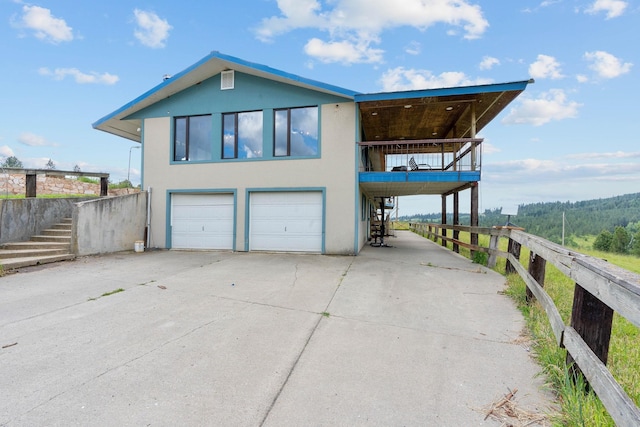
[0,218,76,271]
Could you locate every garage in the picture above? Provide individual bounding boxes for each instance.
[171,193,234,250]
[249,191,323,252]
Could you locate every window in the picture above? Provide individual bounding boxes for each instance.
[174,115,212,161]
[274,106,318,157]
[222,111,263,159]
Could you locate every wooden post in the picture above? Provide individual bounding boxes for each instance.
[100,176,108,196]
[470,183,479,257]
[567,284,614,388]
[505,238,521,274]
[453,192,459,253]
[26,173,37,198]
[487,234,499,268]
[526,252,546,303]
[441,194,447,247]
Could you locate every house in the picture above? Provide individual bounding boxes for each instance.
[93,51,532,255]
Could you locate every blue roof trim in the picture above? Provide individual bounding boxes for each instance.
[93,51,358,129]
[354,79,533,103]
[211,51,359,98]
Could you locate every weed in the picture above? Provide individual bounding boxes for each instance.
[321,311,330,318]
[101,288,125,297]
[88,288,125,301]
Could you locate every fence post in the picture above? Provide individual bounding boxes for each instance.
[526,252,547,303]
[566,284,614,388]
[505,238,521,274]
[487,234,499,268]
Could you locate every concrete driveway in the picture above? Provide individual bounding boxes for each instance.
[0,230,553,426]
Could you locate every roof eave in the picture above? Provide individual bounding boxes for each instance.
[93,51,359,140]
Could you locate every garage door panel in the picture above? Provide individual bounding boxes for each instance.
[249,192,322,253]
[171,194,234,250]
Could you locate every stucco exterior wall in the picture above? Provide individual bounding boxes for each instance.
[142,102,357,254]
[72,193,147,256]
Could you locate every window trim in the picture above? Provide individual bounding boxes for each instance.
[222,110,263,160]
[173,114,212,162]
[273,106,318,158]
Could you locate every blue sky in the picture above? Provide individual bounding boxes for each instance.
[1,0,638,215]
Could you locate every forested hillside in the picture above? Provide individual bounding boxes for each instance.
[400,192,640,245]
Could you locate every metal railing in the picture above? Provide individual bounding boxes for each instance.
[359,138,482,172]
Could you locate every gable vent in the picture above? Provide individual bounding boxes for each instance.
[221,70,235,90]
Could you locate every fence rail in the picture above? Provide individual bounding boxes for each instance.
[410,222,640,427]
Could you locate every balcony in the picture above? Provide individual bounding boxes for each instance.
[358,138,482,198]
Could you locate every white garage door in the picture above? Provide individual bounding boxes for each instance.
[250,192,323,252]
[171,194,234,250]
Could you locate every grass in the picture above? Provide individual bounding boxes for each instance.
[88,288,125,301]
[407,223,640,426]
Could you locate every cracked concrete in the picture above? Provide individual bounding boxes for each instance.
[0,231,554,426]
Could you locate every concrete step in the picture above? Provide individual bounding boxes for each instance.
[41,228,72,237]
[0,253,75,270]
[51,223,73,230]
[31,235,71,243]
[0,241,70,251]
[0,248,69,259]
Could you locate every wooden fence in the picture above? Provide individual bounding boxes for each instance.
[409,222,640,427]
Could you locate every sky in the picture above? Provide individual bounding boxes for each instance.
[1,0,638,216]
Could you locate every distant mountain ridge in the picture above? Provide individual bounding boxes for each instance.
[400,193,640,244]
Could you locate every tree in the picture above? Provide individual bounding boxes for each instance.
[611,226,630,253]
[73,164,81,173]
[1,156,23,168]
[593,230,613,252]
[45,158,56,170]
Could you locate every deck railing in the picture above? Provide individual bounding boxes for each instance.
[358,138,482,172]
[409,222,640,427]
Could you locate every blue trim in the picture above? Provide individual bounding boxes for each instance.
[165,189,238,250]
[359,171,481,183]
[93,51,358,129]
[244,187,326,253]
[210,52,359,98]
[354,80,533,103]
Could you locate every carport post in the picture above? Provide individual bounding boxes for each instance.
[470,182,479,257]
[453,192,459,253]
[441,194,447,247]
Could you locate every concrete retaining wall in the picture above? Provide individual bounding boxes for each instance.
[0,198,93,244]
[72,192,147,256]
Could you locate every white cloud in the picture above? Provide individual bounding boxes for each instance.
[479,56,499,70]
[405,41,421,56]
[0,145,15,157]
[566,151,640,160]
[256,0,488,64]
[481,141,501,154]
[576,74,589,83]
[39,67,119,85]
[380,67,493,91]
[133,9,172,48]
[584,51,632,79]
[18,132,58,147]
[585,0,628,19]
[17,5,73,43]
[502,89,581,126]
[304,37,384,64]
[528,54,564,79]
